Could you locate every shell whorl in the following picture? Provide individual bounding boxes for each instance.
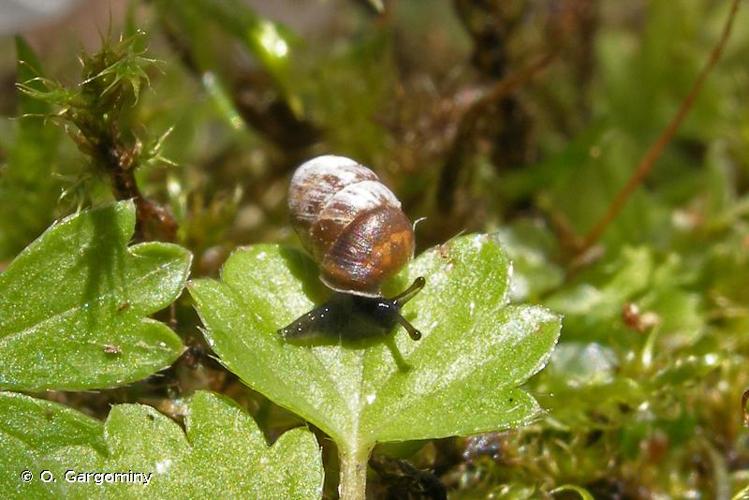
[289,155,415,297]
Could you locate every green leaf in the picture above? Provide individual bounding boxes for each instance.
[0,433,59,498]
[48,391,323,498]
[0,201,190,391]
[190,234,560,460]
[0,392,105,455]
[0,392,104,498]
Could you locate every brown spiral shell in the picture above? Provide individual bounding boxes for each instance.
[289,155,415,297]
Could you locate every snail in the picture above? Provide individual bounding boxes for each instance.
[278,155,425,341]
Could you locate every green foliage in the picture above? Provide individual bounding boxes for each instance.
[0,392,105,455]
[0,391,323,499]
[548,246,704,349]
[550,485,595,500]
[15,30,173,187]
[0,202,189,390]
[0,394,94,497]
[155,0,301,128]
[495,220,564,302]
[0,38,63,259]
[18,31,154,115]
[296,32,394,162]
[166,0,296,85]
[190,235,560,496]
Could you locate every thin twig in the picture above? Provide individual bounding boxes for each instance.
[482,53,557,104]
[577,0,742,255]
[437,51,556,212]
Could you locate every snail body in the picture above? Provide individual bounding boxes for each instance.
[280,155,425,341]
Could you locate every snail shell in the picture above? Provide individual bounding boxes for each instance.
[289,155,415,297]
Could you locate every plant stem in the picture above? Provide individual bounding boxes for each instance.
[577,0,741,255]
[436,51,556,213]
[338,446,370,500]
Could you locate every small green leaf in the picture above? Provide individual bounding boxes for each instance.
[0,201,190,391]
[190,234,560,462]
[48,391,323,498]
[201,71,247,132]
[15,37,52,117]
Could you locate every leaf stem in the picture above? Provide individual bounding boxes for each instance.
[338,446,371,500]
